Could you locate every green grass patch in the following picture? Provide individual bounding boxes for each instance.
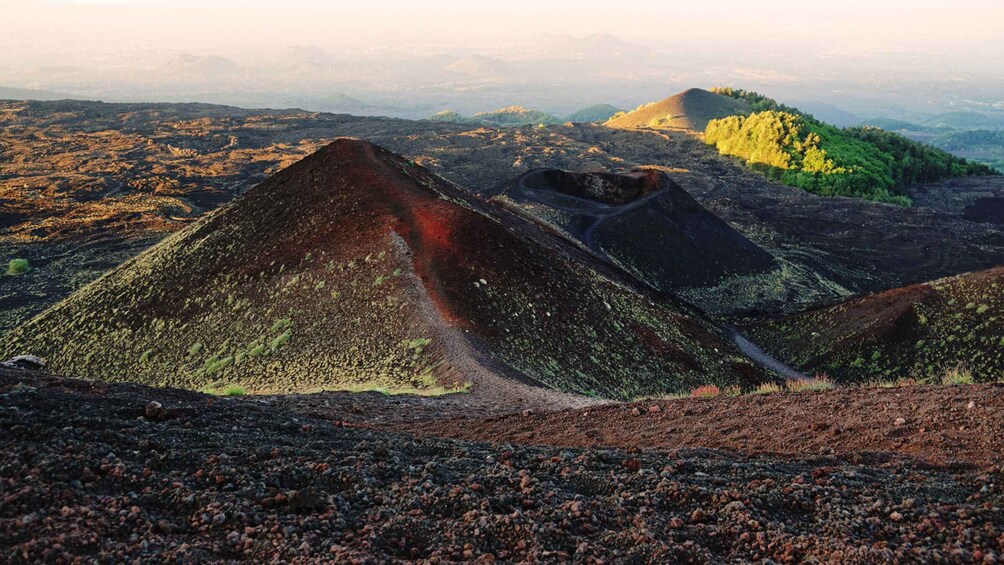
[787,376,835,392]
[201,383,247,396]
[942,366,974,385]
[6,259,30,275]
[404,338,432,357]
[751,382,784,395]
[310,381,472,397]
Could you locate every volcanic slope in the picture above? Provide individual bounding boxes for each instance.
[487,168,776,290]
[746,267,1004,383]
[606,88,751,131]
[0,139,765,399]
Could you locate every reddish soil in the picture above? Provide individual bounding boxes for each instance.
[401,384,1004,470]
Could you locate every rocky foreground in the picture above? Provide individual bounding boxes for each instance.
[2,371,1004,563]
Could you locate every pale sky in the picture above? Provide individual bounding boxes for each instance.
[5,0,1003,58]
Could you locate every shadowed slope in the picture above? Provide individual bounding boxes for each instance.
[489,168,776,290]
[746,267,1004,383]
[606,88,751,131]
[0,139,765,399]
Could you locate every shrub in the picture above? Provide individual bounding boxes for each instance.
[405,338,432,357]
[6,259,30,275]
[874,378,919,389]
[752,382,784,395]
[722,385,743,397]
[222,385,246,397]
[689,384,721,399]
[942,366,974,385]
[268,331,292,352]
[787,375,835,392]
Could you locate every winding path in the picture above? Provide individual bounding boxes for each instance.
[727,327,807,381]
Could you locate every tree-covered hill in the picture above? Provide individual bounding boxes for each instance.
[705,89,995,205]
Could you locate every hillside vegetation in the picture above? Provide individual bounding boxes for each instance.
[747,267,1003,384]
[0,140,766,399]
[705,88,994,205]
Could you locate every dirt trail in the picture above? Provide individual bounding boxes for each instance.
[728,327,807,380]
[401,383,1004,469]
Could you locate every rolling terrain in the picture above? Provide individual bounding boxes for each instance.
[1,91,1003,563]
[4,99,1003,333]
[0,140,765,399]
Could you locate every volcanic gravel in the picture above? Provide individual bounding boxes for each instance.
[405,384,1004,471]
[3,371,1004,563]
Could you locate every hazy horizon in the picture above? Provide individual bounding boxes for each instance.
[9,0,1004,52]
[3,0,1004,121]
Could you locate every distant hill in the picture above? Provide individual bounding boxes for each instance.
[0,139,765,399]
[856,115,1004,172]
[931,130,1004,172]
[787,101,861,128]
[0,86,79,101]
[566,104,621,123]
[746,267,1004,383]
[429,106,562,127]
[924,112,1004,130]
[445,54,510,77]
[268,45,338,69]
[606,88,751,131]
[160,54,244,79]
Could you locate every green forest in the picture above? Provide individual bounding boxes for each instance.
[705,89,995,205]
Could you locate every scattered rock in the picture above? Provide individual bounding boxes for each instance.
[894,417,906,426]
[145,401,168,421]
[9,382,36,394]
[288,487,325,511]
[2,371,1003,563]
[1,355,46,371]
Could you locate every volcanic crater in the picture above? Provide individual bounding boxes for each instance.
[0,139,767,401]
[490,168,777,290]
